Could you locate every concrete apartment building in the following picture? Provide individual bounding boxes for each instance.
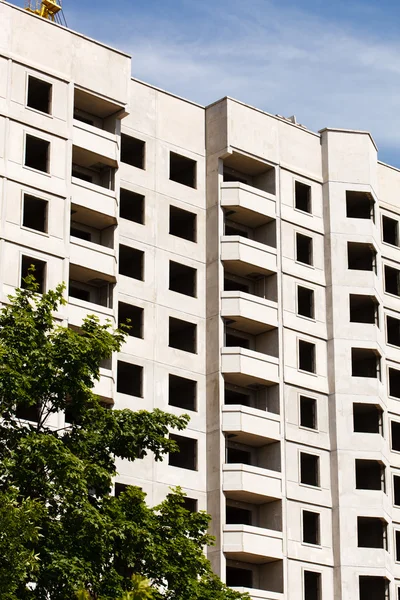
[3,1,400,599]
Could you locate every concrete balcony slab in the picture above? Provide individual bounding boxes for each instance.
[70,238,116,279]
[73,121,118,165]
[221,236,277,277]
[230,589,283,600]
[222,405,280,446]
[221,291,278,334]
[72,180,117,220]
[221,182,276,227]
[223,524,283,563]
[223,464,282,504]
[221,347,279,386]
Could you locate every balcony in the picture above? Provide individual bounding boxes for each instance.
[70,238,116,279]
[222,405,280,446]
[93,367,114,404]
[221,182,276,227]
[221,236,277,278]
[231,589,283,600]
[221,291,278,334]
[73,120,118,164]
[223,525,283,563]
[223,464,282,504]
[222,347,279,387]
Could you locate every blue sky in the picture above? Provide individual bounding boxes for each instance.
[29,0,400,165]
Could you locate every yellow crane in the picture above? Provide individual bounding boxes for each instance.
[24,0,67,25]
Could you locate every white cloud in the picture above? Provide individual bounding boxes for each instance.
[69,0,400,164]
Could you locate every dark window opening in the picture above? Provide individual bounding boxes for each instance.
[169,152,196,188]
[115,483,130,497]
[383,215,398,246]
[392,421,400,452]
[116,361,143,397]
[302,510,320,545]
[23,194,48,233]
[351,348,380,378]
[297,286,314,319]
[346,191,374,219]
[296,233,313,266]
[385,265,400,296]
[225,388,251,407]
[223,170,249,185]
[168,374,197,411]
[21,256,46,293]
[300,396,317,430]
[300,453,319,487]
[304,571,321,600]
[295,181,312,213]
[395,475,400,506]
[118,302,143,338]
[396,530,400,562]
[299,340,316,373]
[355,459,385,491]
[27,76,51,114]
[389,368,400,399]
[70,227,91,242]
[225,223,249,237]
[169,205,197,242]
[387,315,400,347]
[169,261,197,297]
[69,285,90,302]
[226,567,253,589]
[347,242,376,271]
[71,167,93,183]
[226,332,250,350]
[183,497,198,512]
[25,135,49,173]
[120,189,145,224]
[224,277,250,294]
[226,505,252,526]
[359,576,389,600]
[16,401,40,422]
[120,134,145,169]
[119,245,144,280]
[169,434,197,470]
[357,517,386,549]
[353,404,382,434]
[169,317,197,354]
[227,447,252,466]
[349,294,378,325]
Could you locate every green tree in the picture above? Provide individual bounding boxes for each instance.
[0,276,248,600]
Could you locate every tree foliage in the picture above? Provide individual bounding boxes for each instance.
[0,276,248,600]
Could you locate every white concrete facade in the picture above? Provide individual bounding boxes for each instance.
[2,2,400,599]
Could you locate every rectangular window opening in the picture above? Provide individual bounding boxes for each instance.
[300,452,320,487]
[392,420,400,452]
[119,245,144,280]
[359,576,389,600]
[169,205,197,242]
[347,242,376,271]
[23,194,48,233]
[299,340,316,373]
[355,459,385,491]
[169,261,197,297]
[118,302,143,338]
[116,361,143,397]
[300,396,317,430]
[169,151,196,188]
[297,286,315,319]
[351,348,380,378]
[296,233,313,266]
[302,510,320,545]
[353,404,382,434]
[21,256,46,293]
[389,367,400,399]
[349,294,378,325]
[304,570,321,600]
[168,374,197,411]
[357,517,387,549]
[383,215,398,246]
[226,504,252,526]
[346,191,374,219]
[183,497,198,512]
[295,181,312,213]
[25,134,50,173]
[169,317,197,354]
[396,530,400,562]
[27,75,52,114]
[169,434,197,470]
[226,567,253,589]
[387,315,400,347]
[120,189,145,224]
[385,265,400,296]
[120,134,145,169]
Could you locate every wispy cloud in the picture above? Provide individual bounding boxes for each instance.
[67,0,400,165]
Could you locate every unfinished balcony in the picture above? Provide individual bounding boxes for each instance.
[222,328,279,387]
[221,291,278,335]
[226,561,284,600]
[222,405,280,447]
[74,87,122,134]
[223,463,282,504]
[68,264,115,323]
[73,121,118,166]
[70,204,116,279]
[221,181,276,229]
[72,146,116,193]
[223,525,283,563]
[222,151,276,196]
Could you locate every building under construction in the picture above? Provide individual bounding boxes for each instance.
[2,1,400,598]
